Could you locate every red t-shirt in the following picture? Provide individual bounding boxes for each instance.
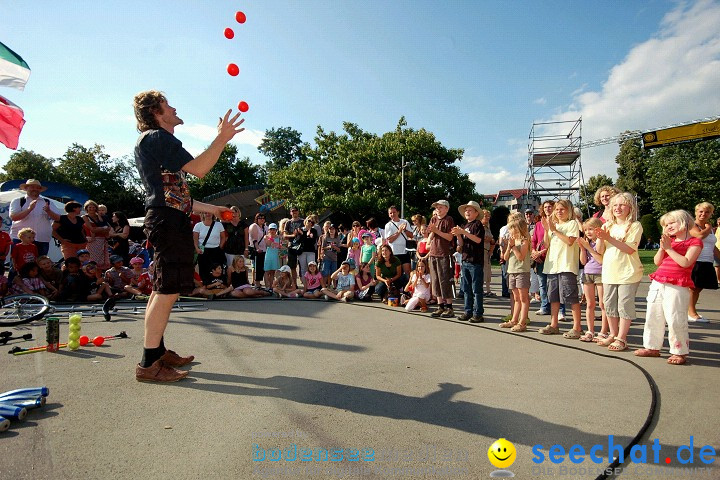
[11,242,39,270]
[649,237,703,288]
[0,231,11,259]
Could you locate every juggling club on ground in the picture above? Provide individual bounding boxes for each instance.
[0,387,49,398]
[0,404,27,421]
[0,415,9,432]
[0,395,45,409]
[0,333,33,345]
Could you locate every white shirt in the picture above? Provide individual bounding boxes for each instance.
[193,221,223,249]
[384,219,411,255]
[9,195,62,242]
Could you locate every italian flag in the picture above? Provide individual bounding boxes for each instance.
[0,41,31,91]
[0,95,25,150]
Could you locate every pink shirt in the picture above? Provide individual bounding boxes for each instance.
[303,271,322,289]
[649,237,702,288]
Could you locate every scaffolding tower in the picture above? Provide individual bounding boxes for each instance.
[524,117,586,209]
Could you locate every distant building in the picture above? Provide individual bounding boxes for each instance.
[483,188,541,213]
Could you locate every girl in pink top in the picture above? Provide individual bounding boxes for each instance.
[634,210,702,365]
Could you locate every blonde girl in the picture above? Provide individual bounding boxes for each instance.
[302,260,325,299]
[635,210,702,365]
[500,213,531,332]
[595,192,644,352]
[592,185,620,223]
[229,255,269,298]
[538,199,583,338]
[577,218,608,342]
[403,259,431,312]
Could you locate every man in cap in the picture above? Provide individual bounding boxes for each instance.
[9,179,61,256]
[452,201,485,322]
[132,90,244,382]
[427,200,456,318]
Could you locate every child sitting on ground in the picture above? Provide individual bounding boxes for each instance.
[403,259,431,312]
[11,261,54,297]
[322,260,355,302]
[123,256,147,297]
[82,261,113,302]
[355,262,376,301]
[228,255,269,298]
[302,260,325,299]
[273,265,302,298]
[104,254,133,299]
[12,228,39,274]
[195,263,234,299]
[37,256,62,299]
[57,257,90,302]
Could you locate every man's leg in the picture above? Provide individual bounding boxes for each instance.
[471,263,484,319]
[34,241,50,257]
[144,291,179,349]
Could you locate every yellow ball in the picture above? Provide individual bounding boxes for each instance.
[488,438,516,469]
[68,340,80,351]
[69,314,82,324]
[68,331,80,341]
[69,323,81,333]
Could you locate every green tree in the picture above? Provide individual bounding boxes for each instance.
[615,136,652,216]
[0,149,58,183]
[56,143,144,215]
[186,144,265,201]
[267,118,480,222]
[257,126,308,175]
[578,174,614,217]
[645,139,720,216]
[639,213,661,247]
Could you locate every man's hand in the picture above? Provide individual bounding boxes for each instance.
[217,110,245,143]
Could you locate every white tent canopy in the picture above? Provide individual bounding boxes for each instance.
[0,189,66,262]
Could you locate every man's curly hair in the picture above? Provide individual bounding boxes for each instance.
[133,90,166,132]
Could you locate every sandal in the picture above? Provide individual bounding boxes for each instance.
[511,323,527,332]
[562,329,583,339]
[634,348,661,357]
[579,331,595,342]
[499,320,518,328]
[608,338,627,352]
[597,335,615,347]
[594,332,610,344]
[538,324,560,335]
[667,354,687,365]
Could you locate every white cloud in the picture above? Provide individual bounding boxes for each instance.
[178,124,265,148]
[468,170,526,196]
[548,0,720,181]
[533,97,547,105]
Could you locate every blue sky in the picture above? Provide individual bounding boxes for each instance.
[2,0,719,195]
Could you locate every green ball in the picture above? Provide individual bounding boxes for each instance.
[69,314,82,324]
[68,340,80,351]
[69,323,81,333]
[68,331,80,341]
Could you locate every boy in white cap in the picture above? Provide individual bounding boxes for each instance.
[427,200,456,317]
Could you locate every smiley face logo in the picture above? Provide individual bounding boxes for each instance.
[488,438,516,469]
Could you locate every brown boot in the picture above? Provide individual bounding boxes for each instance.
[160,349,195,367]
[136,359,188,383]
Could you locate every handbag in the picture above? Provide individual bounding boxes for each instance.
[392,221,417,249]
[194,221,215,264]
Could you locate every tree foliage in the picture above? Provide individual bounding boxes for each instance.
[257,126,307,175]
[639,213,661,246]
[578,174,614,217]
[615,136,652,216]
[186,144,265,201]
[0,149,58,183]
[266,118,481,222]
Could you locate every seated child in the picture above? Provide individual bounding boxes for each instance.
[273,265,302,298]
[227,255,269,299]
[134,262,154,297]
[302,260,325,299]
[76,249,91,266]
[57,257,91,302]
[82,261,113,302]
[322,260,355,302]
[355,262,376,301]
[403,259,431,312]
[123,256,148,297]
[37,255,62,300]
[104,254,133,299]
[11,261,53,297]
[12,227,39,274]
[195,263,234,299]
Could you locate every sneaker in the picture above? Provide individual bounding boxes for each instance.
[323,294,330,302]
[536,309,550,315]
[469,316,484,323]
[457,312,472,321]
[160,349,195,368]
[135,359,188,383]
[430,307,446,317]
[440,308,455,318]
[558,313,566,321]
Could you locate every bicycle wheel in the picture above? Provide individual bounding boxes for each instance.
[0,294,52,326]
